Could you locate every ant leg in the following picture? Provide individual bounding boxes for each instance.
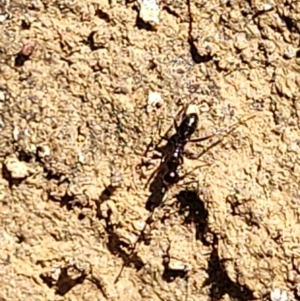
[178,163,210,183]
[184,147,201,160]
[143,118,167,157]
[115,190,173,284]
[114,209,157,283]
[189,133,215,143]
[190,114,257,160]
[173,105,187,130]
[188,138,223,160]
[184,145,213,162]
[190,114,257,152]
[173,117,180,133]
[181,179,199,187]
[186,133,217,159]
[158,121,174,141]
[114,263,126,284]
[143,137,156,157]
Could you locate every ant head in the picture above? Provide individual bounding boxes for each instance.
[185,104,199,117]
[163,170,180,185]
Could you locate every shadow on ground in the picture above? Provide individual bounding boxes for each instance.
[203,237,255,301]
[40,265,88,296]
[176,189,209,243]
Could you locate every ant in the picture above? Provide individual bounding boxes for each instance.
[140,104,214,211]
[142,103,217,207]
[159,104,214,187]
[145,104,256,195]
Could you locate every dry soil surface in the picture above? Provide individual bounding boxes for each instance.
[0,0,300,300]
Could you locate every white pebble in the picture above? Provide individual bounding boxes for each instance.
[169,259,192,271]
[133,220,146,231]
[77,152,84,163]
[38,145,51,157]
[270,288,288,301]
[0,90,5,101]
[138,0,160,24]
[147,91,163,107]
[287,142,298,153]
[147,91,163,113]
[13,126,19,141]
[4,155,31,179]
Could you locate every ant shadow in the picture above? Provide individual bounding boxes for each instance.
[203,236,255,301]
[40,266,87,296]
[1,163,24,188]
[158,189,209,283]
[175,189,209,243]
[130,4,155,31]
[95,184,118,218]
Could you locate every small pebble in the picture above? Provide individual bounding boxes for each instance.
[13,126,20,141]
[287,142,298,153]
[147,91,163,113]
[0,90,5,101]
[138,0,160,24]
[133,220,146,231]
[147,91,163,107]
[199,102,210,113]
[37,145,51,157]
[0,13,8,23]
[270,288,288,301]
[20,41,36,56]
[284,46,295,59]
[77,152,84,163]
[257,2,274,12]
[4,154,31,179]
[169,258,192,271]
[115,229,138,245]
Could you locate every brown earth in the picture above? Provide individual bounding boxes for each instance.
[0,0,300,300]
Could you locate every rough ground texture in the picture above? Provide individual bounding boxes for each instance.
[0,0,300,300]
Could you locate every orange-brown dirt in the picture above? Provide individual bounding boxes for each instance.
[0,0,300,300]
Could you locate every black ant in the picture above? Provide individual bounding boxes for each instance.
[145,104,256,195]
[160,104,214,187]
[142,104,215,208]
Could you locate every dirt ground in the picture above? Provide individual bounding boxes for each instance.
[0,0,300,300]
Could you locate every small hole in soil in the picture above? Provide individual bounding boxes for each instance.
[95,9,110,22]
[21,20,31,29]
[16,233,26,243]
[15,53,29,67]
[78,213,85,220]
